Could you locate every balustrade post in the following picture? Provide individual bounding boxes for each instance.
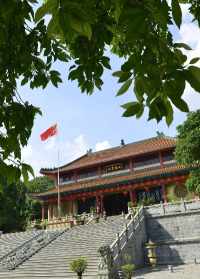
[160,201,165,215]
[125,223,128,241]
[132,219,135,233]
[116,233,122,265]
[182,199,186,212]
[41,203,45,221]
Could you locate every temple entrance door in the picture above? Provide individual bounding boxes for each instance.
[136,186,163,204]
[103,193,130,216]
[77,197,96,214]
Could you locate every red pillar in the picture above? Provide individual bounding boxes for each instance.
[100,195,104,213]
[41,203,45,220]
[96,196,101,214]
[159,151,164,167]
[129,190,137,206]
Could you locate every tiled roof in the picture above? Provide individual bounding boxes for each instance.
[40,136,176,174]
[37,164,189,198]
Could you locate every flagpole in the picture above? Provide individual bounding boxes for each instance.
[57,130,61,219]
[40,124,60,218]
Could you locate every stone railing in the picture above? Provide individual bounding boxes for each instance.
[98,207,145,279]
[31,212,95,230]
[0,229,65,270]
[111,207,144,263]
[145,199,200,216]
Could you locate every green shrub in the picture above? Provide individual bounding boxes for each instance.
[70,257,88,279]
[121,263,135,279]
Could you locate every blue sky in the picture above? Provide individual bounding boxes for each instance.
[21,5,200,175]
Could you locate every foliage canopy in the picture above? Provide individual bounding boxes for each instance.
[175,110,200,193]
[27,176,54,193]
[1,0,200,181]
[0,177,32,232]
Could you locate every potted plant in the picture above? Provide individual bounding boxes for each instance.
[90,206,96,216]
[41,219,48,230]
[70,257,88,279]
[121,263,135,279]
[94,215,100,223]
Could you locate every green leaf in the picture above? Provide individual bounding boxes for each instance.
[35,0,58,22]
[165,101,174,126]
[50,70,62,87]
[21,77,29,86]
[82,23,92,40]
[118,72,132,83]
[121,102,143,117]
[101,57,111,70]
[185,66,200,92]
[112,71,123,77]
[174,43,192,50]
[70,17,92,39]
[175,99,189,112]
[22,163,34,183]
[134,76,145,102]
[190,57,200,64]
[171,0,182,28]
[116,79,132,96]
[164,75,185,100]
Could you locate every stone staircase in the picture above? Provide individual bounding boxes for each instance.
[0,216,128,278]
[0,230,41,257]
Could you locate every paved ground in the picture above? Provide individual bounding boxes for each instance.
[134,264,200,279]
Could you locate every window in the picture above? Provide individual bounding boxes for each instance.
[162,150,174,162]
[78,168,98,179]
[134,154,160,169]
[60,174,73,184]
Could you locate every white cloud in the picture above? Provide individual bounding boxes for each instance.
[44,137,56,150]
[21,134,89,176]
[178,21,200,110]
[183,83,200,111]
[95,140,111,151]
[180,23,200,47]
[181,4,191,20]
[21,136,113,176]
[62,134,89,163]
[21,144,33,160]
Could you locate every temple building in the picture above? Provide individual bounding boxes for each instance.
[37,136,192,221]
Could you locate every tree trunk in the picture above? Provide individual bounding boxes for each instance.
[77,272,82,279]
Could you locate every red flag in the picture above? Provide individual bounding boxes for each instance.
[40,124,58,141]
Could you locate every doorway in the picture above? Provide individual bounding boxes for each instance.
[103,193,130,216]
[77,197,96,214]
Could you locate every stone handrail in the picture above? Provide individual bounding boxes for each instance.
[145,199,200,216]
[98,207,145,278]
[0,229,66,270]
[110,207,144,262]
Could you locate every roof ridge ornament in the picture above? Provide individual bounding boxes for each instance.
[121,139,125,146]
[87,148,93,155]
[156,131,165,138]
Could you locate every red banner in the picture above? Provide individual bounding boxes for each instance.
[40,124,58,141]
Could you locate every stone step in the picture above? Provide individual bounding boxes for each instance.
[0,215,127,278]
